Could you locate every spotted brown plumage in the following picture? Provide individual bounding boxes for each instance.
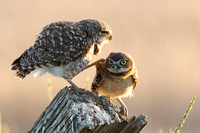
[11,19,113,88]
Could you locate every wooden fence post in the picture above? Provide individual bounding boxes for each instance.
[29,86,150,133]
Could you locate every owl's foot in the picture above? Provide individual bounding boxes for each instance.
[119,105,128,117]
[116,98,128,117]
[107,96,111,102]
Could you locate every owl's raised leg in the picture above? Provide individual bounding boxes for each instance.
[84,58,105,70]
[116,98,128,117]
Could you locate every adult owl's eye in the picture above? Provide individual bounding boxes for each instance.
[120,60,127,65]
[101,30,109,34]
[108,60,113,65]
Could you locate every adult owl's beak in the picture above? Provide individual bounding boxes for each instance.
[108,35,113,41]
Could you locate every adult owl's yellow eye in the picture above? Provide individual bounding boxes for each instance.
[108,60,113,65]
[120,60,127,65]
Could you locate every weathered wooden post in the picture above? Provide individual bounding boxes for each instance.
[29,86,150,133]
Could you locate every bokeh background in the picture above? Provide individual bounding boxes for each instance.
[0,0,200,132]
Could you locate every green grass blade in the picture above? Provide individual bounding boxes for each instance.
[174,97,196,133]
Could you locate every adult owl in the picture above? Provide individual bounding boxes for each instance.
[85,52,138,116]
[11,19,113,89]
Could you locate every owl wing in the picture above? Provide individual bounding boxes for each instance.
[91,59,107,92]
[11,22,92,79]
[131,67,138,90]
[11,22,91,70]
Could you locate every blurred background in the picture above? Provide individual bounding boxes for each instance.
[0,0,200,132]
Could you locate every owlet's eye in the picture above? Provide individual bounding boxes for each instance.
[108,60,113,65]
[120,60,127,65]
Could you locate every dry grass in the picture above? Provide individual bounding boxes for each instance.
[84,77,90,90]
[159,128,163,133]
[0,110,2,133]
[159,97,196,133]
[174,97,196,133]
[47,77,53,102]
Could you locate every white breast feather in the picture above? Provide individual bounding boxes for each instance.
[32,68,48,77]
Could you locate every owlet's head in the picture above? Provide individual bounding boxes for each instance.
[105,52,135,74]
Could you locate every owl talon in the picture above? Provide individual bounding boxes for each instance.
[119,106,128,117]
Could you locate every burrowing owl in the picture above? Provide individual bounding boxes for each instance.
[86,52,138,116]
[11,19,113,88]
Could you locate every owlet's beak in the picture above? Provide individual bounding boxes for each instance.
[113,64,118,70]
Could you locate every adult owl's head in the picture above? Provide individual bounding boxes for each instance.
[77,19,113,43]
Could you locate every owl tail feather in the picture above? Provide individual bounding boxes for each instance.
[11,57,34,79]
[11,57,21,70]
[15,69,32,79]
